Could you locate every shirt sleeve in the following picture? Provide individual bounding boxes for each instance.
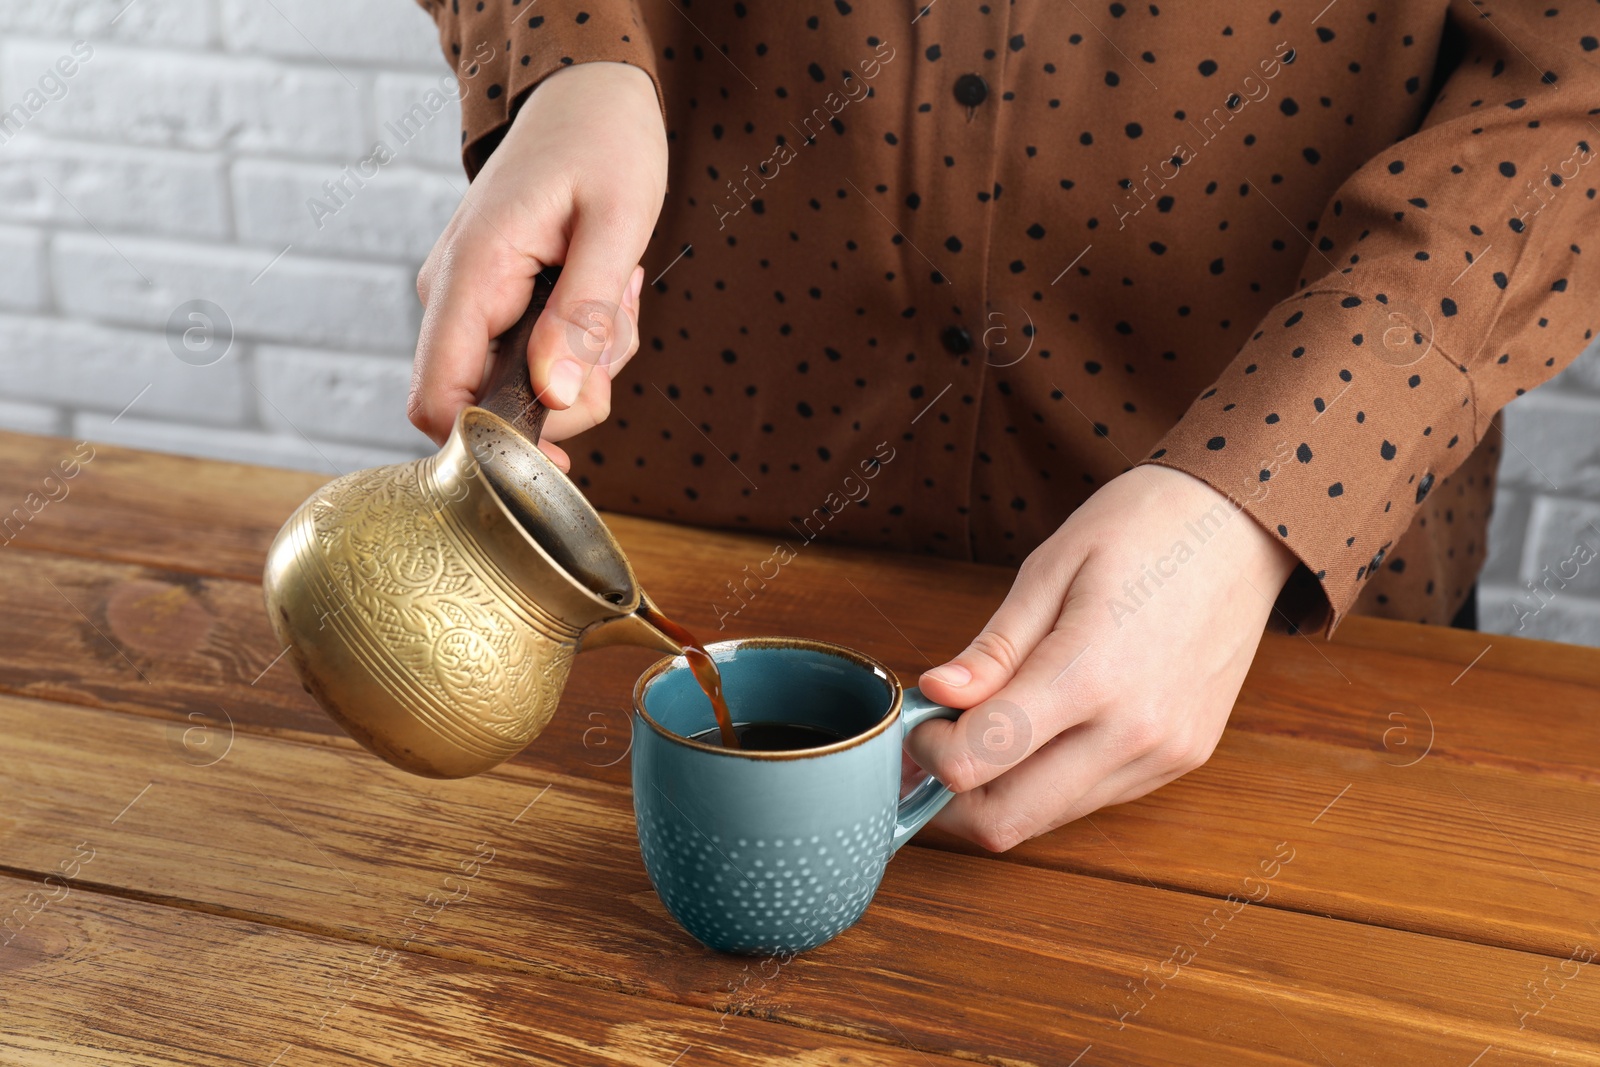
[411,0,662,180]
[1144,0,1600,635]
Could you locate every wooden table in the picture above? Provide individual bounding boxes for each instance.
[1,430,1597,1066]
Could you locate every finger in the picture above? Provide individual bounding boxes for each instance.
[538,439,571,472]
[917,533,1090,709]
[539,380,613,441]
[527,215,645,410]
[531,264,643,443]
[907,589,1101,794]
[409,241,537,445]
[409,281,494,444]
[899,748,928,799]
[928,719,1148,851]
[609,264,644,380]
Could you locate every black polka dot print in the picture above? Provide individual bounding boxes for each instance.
[413,0,1600,633]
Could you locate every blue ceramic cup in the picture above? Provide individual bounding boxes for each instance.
[631,638,961,955]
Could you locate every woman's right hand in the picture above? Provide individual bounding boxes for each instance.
[408,61,667,470]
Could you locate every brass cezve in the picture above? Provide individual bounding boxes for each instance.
[262,270,681,778]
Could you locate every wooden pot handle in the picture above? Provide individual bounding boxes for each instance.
[477,266,561,441]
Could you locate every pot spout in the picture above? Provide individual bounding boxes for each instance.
[580,592,689,655]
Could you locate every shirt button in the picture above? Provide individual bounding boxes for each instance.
[952,73,989,107]
[941,326,973,355]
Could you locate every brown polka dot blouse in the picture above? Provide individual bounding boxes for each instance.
[413,0,1597,634]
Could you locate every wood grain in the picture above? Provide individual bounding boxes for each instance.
[0,879,968,1066]
[0,432,318,582]
[5,430,1594,717]
[6,536,1598,792]
[0,430,1008,626]
[2,695,1598,1066]
[6,430,1600,1064]
[2,539,1599,961]
[6,429,1595,735]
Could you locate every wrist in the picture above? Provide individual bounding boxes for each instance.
[528,60,658,110]
[1146,465,1300,595]
[1234,504,1301,593]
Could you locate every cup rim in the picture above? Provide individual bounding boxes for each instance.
[632,637,905,760]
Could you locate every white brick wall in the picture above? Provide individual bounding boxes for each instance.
[1480,363,1600,647]
[232,159,460,259]
[0,312,248,421]
[0,0,1597,647]
[0,135,230,238]
[3,43,368,156]
[0,0,448,487]
[51,232,420,348]
[0,225,47,309]
[0,1,213,47]
[214,0,442,64]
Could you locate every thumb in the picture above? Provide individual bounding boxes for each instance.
[528,213,644,409]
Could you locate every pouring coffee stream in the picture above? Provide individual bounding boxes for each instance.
[263,267,739,778]
[474,268,742,751]
[635,602,739,749]
[460,265,739,749]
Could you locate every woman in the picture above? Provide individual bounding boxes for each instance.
[404,0,1596,850]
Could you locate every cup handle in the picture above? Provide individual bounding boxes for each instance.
[891,687,964,853]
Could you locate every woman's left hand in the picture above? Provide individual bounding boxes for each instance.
[907,465,1300,851]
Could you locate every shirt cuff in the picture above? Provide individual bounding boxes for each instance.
[1143,287,1479,635]
[414,0,663,180]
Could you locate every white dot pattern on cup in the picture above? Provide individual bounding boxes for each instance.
[637,809,898,954]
